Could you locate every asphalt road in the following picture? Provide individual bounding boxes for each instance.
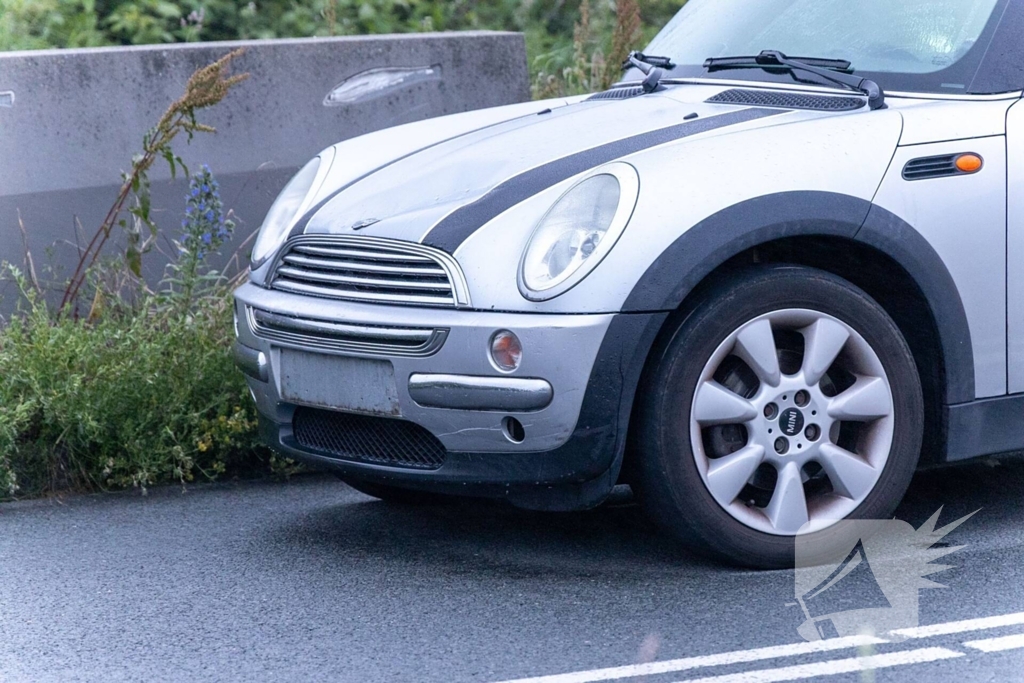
[2,459,1024,683]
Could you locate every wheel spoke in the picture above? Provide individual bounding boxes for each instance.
[705,445,766,504]
[765,462,810,534]
[801,318,850,386]
[693,381,758,425]
[734,319,781,387]
[818,443,878,500]
[827,376,892,422]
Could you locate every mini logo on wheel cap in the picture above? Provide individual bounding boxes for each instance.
[780,408,804,436]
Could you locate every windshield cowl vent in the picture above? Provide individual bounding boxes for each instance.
[587,86,645,101]
[706,88,866,111]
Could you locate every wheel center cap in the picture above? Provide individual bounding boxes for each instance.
[779,408,804,437]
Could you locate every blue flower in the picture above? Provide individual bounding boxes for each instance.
[205,210,215,221]
[201,233,212,245]
[191,187,200,197]
[181,219,189,228]
[202,184,210,193]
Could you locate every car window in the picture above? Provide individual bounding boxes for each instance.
[641,0,1007,93]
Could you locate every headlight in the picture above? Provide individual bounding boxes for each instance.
[518,162,639,301]
[251,156,323,266]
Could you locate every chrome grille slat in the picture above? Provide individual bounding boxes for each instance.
[272,279,456,306]
[270,236,471,308]
[291,244,435,263]
[282,254,448,277]
[276,266,454,292]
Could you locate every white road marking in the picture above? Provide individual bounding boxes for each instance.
[494,611,1024,683]
[890,611,1024,639]
[963,633,1024,653]
[492,636,885,683]
[673,648,965,683]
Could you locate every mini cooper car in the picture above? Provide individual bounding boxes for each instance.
[234,0,1024,567]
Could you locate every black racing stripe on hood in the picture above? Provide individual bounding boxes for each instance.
[285,106,553,245]
[421,107,782,254]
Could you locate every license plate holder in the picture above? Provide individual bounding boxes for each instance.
[279,350,401,416]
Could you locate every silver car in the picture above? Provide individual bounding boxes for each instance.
[234,0,1024,567]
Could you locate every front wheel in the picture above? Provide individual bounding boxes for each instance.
[633,265,923,568]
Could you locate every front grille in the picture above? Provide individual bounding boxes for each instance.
[270,235,471,308]
[706,89,865,111]
[247,307,447,357]
[587,86,644,101]
[902,154,959,181]
[292,406,447,470]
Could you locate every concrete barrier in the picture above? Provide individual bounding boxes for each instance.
[0,33,530,311]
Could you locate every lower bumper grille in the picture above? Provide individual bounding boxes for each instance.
[292,406,447,470]
[247,306,447,357]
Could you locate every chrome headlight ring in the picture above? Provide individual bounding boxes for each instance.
[518,162,640,302]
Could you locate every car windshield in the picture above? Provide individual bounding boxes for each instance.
[633,0,1007,95]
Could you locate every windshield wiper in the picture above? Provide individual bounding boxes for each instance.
[704,50,885,110]
[624,51,676,93]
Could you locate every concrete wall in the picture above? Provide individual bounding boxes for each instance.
[0,33,530,310]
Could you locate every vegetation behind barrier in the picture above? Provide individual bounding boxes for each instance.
[0,0,686,96]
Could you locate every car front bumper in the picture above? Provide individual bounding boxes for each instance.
[234,282,665,507]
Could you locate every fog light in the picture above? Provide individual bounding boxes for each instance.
[489,330,522,372]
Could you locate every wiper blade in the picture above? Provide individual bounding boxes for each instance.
[624,51,676,93]
[705,54,852,71]
[703,50,885,110]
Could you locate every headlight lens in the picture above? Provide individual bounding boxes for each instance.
[251,157,321,266]
[519,163,639,300]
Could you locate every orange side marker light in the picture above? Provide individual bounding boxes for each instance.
[955,154,983,174]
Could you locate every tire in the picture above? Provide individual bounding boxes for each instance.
[338,476,453,506]
[633,265,924,569]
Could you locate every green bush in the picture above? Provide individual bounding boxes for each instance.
[0,274,275,498]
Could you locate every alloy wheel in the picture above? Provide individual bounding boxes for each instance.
[689,309,895,536]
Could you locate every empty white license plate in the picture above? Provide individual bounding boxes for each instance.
[280,350,401,416]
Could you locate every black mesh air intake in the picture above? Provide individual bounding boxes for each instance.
[706,89,865,111]
[587,86,645,101]
[292,407,447,470]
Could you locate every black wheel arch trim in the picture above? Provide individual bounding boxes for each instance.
[621,190,975,405]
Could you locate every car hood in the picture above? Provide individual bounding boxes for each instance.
[302,87,859,252]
